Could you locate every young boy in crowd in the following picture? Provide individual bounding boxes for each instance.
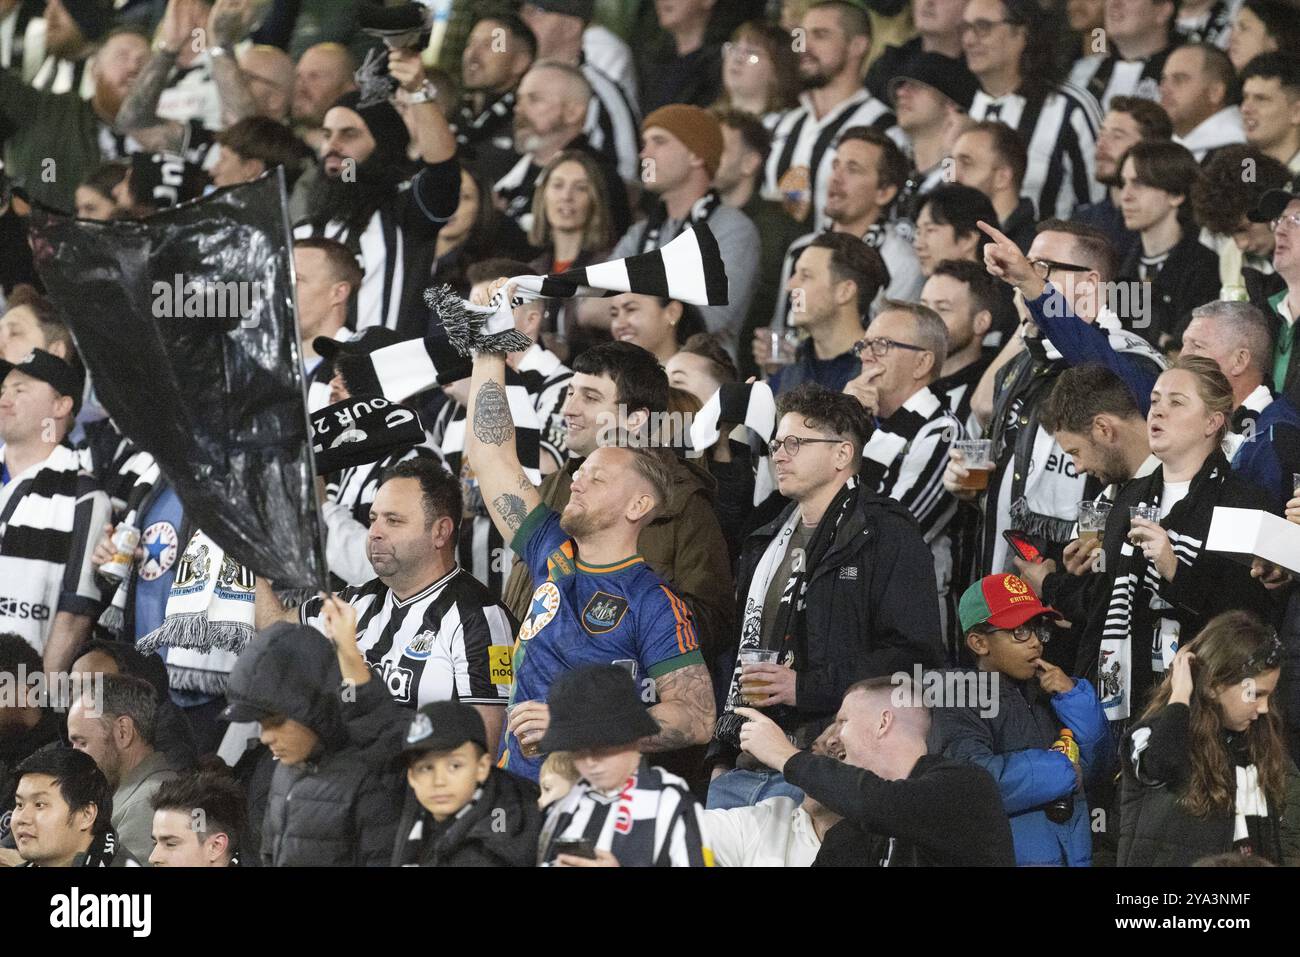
[319,596,542,867]
[538,752,579,810]
[929,574,1112,866]
[393,700,543,867]
[537,665,713,867]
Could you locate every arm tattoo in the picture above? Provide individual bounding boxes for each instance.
[491,493,529,533]
[211,54,257,126]
[472,381,513,446]
[516,472,535,491]
[643,664,716,752]
[115,50,176,133]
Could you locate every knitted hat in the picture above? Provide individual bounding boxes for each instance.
[330,90,411,168]
[642,105,724,178]
[62,0,114,43]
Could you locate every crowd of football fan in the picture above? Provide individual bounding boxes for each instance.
[1,0,1300,868]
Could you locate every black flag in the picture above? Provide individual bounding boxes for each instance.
[28,172,327,589]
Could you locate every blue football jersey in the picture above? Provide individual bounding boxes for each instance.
[501,506,703,780]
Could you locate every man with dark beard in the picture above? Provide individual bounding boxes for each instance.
[294,47,460,336]
[763,1,904,231]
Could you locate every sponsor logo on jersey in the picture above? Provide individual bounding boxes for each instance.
[582,591,628,635]
[488,645,513,684]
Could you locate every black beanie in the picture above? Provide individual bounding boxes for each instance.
[331,90,411,168]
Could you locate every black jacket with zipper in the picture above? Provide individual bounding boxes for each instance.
[708,482,947,768]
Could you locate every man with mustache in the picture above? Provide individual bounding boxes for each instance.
[454,12,537,185]
[294,46,460,335]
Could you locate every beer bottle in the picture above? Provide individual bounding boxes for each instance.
[1045,729,1080,824]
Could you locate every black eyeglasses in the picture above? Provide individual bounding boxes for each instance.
[852,337,929,359]
[959,19,1013,38]
[1030,259,1091,281]
[768,435,847,457]
[978,618,1053,644]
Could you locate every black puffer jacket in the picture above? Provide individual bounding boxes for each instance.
[339,674,542,867]
[391,769,541,867]
[226,623,405,867]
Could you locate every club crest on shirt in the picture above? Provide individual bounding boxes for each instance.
[582,591,628,635]
[404,629,437,660]
[137,521,179,581]
[519,581,561,641]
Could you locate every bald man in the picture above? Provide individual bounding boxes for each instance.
[238,44,295,122]
[738,675,1016,866]
[496,59,630,236]
[293,42,356,131]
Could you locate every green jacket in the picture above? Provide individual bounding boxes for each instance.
[0,70,102,213]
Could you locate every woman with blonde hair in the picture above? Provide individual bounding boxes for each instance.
[528,149,614,360]
[1119,611,1285,865]
[1079,356,1277,724]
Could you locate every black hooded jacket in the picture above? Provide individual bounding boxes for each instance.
[225,623,405,867]
[339,676,542,867]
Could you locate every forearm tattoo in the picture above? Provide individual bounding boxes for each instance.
[491,493,529,532]
[473,380,513,446]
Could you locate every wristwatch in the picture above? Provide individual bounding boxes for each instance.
[397,81,439,104]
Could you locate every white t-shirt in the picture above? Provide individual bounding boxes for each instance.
[703,796,822,867]
[1159,479,1191,519]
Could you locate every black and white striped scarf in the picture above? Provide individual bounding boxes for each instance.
[538,757,712,867]
[689,381,778,506]
[860,387,962,544]
[0,444,95,651]
[1098,452,1227,722]
[98,447,164,636]
[439,223,730,356]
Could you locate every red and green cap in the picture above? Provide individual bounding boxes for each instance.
[958,574,1060,633]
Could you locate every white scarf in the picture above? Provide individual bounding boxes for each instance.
[135,530,251,694]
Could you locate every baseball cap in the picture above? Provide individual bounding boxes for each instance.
[399,700,489,761]
[1248,175,1300,223]
[958,574,1061,633]
[888,52,979,112]
[0,349,85,415]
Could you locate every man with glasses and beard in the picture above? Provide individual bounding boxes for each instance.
[295,47,460,336]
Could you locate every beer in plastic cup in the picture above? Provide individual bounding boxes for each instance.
[739,649,781,705]
[508,701,542,758]
[1077,500,1111,549]
[953,439,993,491]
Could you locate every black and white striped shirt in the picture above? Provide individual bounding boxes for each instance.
[1069,49,1170,114]
[773,222,923,327]
[969,85,1103,220]
[515,345,572,470]
[582,59,641,184]
[764,90,907,232]
[294,158,461,334]
[1174,0,1239,48]
[300,568,515,710]
[0,444,111,654]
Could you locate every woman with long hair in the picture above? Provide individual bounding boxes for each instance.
[1119,611,1285,865]
[715,21,800,127]
[1084,356,1277,725]
[528,150,614,360]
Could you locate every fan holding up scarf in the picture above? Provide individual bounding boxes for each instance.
[433,224,730,357]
